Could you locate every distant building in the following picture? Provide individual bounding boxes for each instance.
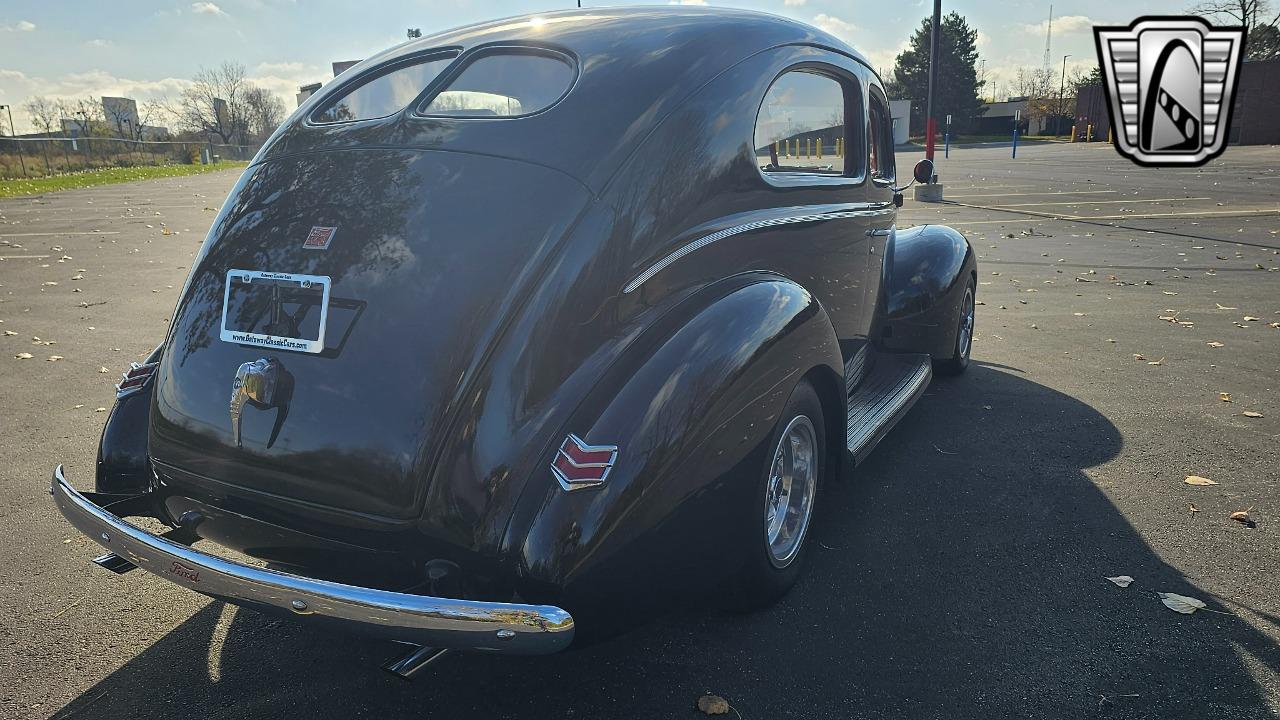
[332,61,361,77]
[973,99,1048,136]
[889,100,911,145]
[101,96,140,138]
[297,82,322,107]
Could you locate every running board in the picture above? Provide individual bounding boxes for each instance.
[846,352,932,464]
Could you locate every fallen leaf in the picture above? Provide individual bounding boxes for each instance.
[1106,575,1134,588]
[697,695,730,716]
[47,355,63,362]
[1215,303,1238,310]
[1158,592,1208,614]
[1219,392,1232,402]
[1184,475,1217,486]
[1242,411,1264,418]
[1132,353,1147,361]
[98,366,109,373]
[3,330,16,336]
[1162,290,1178,295]
[1207,341,1224,348]
[14,352,33,359]
[94,407,107,413]
[1243,316,1259,322]
[1147,358,1164,366]
[1230,509,1256,528]
[1188,503,1199,514]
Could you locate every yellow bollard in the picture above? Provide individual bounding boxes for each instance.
[1070,125,1076,142]
[1107,127,1113,144]
[806,137,811,158]
[775,140,780,159]
[817,138,823,160]
[1087,124,1093,143]
[837,137,842,157]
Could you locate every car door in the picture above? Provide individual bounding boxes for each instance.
[861,82,898,334]
[753,60,877,357]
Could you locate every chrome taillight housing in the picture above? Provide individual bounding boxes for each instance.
[115,362,159,398]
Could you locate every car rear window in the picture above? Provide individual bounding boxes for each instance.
[311,54,456,124]
[420,51,574,117]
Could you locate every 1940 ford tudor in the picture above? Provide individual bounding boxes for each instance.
[50,7,975,676]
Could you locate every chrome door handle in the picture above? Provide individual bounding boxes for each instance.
[866,228,893,237]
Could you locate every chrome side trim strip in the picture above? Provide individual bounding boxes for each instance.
[50,466,574,654]
[623,205,892,294]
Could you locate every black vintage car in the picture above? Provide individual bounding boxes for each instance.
[51,7,975,676]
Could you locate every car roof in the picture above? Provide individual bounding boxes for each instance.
[266,7,876,190]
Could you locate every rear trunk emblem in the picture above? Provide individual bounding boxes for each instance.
[230,358,293,449]
[303,226,337,250]
[551,434,618,491]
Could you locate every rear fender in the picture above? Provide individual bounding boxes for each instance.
[506,274,843,622]
[876,225,976,358]
[96,345,163,495]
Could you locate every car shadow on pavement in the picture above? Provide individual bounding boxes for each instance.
[51,364,1278,719]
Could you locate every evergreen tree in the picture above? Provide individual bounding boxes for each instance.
[891,12,986,133]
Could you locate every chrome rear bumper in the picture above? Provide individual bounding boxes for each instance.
[50,465,574,654]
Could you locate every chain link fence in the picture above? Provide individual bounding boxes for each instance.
[0,136,259,179]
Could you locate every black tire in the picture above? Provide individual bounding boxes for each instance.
[729,379,826,610]
[934,275,975,376]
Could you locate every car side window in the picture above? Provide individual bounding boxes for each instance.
[420,51,575,117]
[868,91,895,183]
[311,54,457,124]
[755,70,858,177]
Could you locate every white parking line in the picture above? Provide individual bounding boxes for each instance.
[947,190,1119,199]
[992,197,1210,208]
[0,231,121,237]
[931,207,1280,225]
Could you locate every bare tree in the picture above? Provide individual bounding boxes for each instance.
[138,98,174,139]
[1191,0,1277,28]
[60,97,104,137]
[178,62,251,143]
[1192,0,1280,57]
[243,86,286,142]
[23,97,61,136]
[22,96,61,170]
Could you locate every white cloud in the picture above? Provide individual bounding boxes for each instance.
[784,0,807,6]
[812,14,856,41]
[1024,15,1097,35]
[87,39,113,48]
[191,2,227,17]
[2,20,36,32]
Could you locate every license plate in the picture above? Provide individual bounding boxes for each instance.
[219,270,332,354]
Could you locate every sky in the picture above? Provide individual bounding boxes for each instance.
[0,0,1197,133]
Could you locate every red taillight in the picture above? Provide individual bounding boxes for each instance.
[115,362,159,398]
[550,434,618,491]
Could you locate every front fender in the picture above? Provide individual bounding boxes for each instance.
[507,274,842,622]
[877,224,976,358]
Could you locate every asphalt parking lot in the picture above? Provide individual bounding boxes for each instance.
[1,142,1277,719]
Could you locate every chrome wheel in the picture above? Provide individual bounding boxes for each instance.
[957,286,975,358]
[764,415,818,569]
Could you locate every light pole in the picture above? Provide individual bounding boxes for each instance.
[1059,54,1071,137]
[0,104,27,177]
[924,0,941,169]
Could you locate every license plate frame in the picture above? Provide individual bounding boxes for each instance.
[219,269,332,354]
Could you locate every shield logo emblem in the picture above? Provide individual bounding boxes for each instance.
[1094,16,1244,167]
